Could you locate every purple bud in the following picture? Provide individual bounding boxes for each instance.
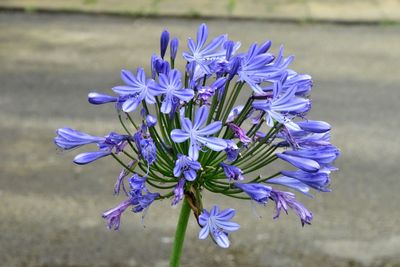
[234,182,272,204]
[146,114,157,127]
[160,30,170,59]
[220,163,244,181]
[276,153,320,173]
[172,178,185,206]
[88,92,118,105]
[73,151,111,165]
[296,120,331,133]
[102,199,132,230]
[228,123,252,145]
[224,140,239,162]
[170,37,179,61]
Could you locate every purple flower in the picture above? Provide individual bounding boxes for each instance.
[234,182,272,204]
[114,160,137,195]
[133,125,157,166]
[197,77,227,104]
[173,154,201,181]
[171,106,227,160]
[224,140,239,161]
[267,176,311,196]
[199,206,240,248]
[277,145,339,172]
[102,198,132,230]
[146,114,157,127]
[54,128,130,165]
[54,128,104,150]
[296,120,331,133]
[160,29,170,59]
[129,174,147,192]
[220,163,244,181]
[148,69,194,113]
[237,43,293,94]
[226,105,244,123]
[130,191,159,213]
[88,92,118,105]
[280,168,332,192]
[269,189,313,226]
[172,178,185,205]
[170,37,179,61]
[228,123,252,145]
[252,81,311,128]
[183,23,228,74]
[151,54,170,78]
[112,68,156,112]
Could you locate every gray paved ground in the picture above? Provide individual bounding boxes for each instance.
[1,12,400,267]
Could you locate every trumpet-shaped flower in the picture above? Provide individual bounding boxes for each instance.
[173,154,201,181]
[253,81,311,128]
[199,206,240,248]
[148,69,194,113]
[234,183,272,204]
[171,106,227,160]
[269,189,313,226]
[112,68,156,112]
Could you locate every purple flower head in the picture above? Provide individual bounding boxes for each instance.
[173,154,201,181]
[170,37,179,61]
[228,123,252,145]
[171,106,227,160]
[172,178,185,206]
[253,81,311,128]
[183,23,228,75]
[102,198,132,230]
[148,69,194,113]
[234,182,272,204]
[112,68,156,112]
[220,163,244,181]
[224,140,239,161]
[270,189,313,226]
[199,206,240,248]
[88,92,118,105]
[160,29,170,59]
[146,114,157,127]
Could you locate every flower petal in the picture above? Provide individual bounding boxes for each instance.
[170,129,190,143]
[193,106,209,130]
[197,121,222,135]
[196,136,227,151]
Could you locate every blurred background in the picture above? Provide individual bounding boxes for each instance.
[1,1,400,267]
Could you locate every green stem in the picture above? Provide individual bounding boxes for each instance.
[169,198,191,267]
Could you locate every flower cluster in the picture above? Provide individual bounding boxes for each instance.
[54,24,339,248]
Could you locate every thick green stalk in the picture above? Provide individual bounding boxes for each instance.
[169,198,191,267]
